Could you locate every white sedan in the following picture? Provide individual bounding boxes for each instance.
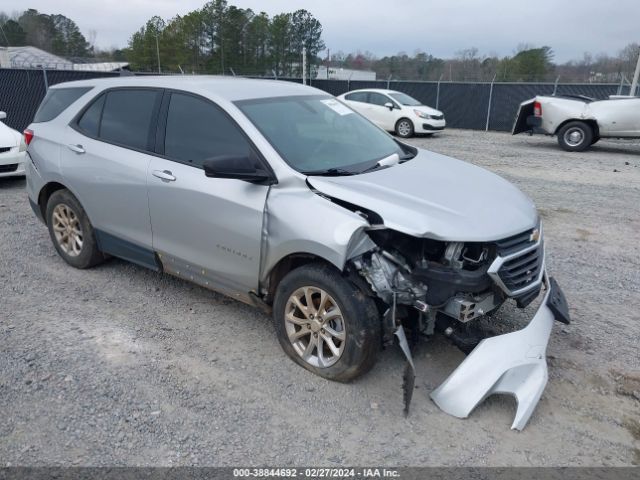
[0,111,26,178]
[337,89,446,138]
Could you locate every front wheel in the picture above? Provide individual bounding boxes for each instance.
[273,263,380,382]
[557,121,593,152]
[395,118,414,138]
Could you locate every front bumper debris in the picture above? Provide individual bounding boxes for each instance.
[430,275,569,430]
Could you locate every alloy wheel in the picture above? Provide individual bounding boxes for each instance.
[284,286,346,368]
[52,203,84,257]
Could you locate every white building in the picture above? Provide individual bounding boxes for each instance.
[315,66,376,81]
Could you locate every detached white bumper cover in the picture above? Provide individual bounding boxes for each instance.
[431,275,568,430]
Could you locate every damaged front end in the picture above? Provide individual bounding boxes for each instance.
[349,224,570,430]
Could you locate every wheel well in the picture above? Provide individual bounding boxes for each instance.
[555,119,599,137]
[264,253,338,304]
[396,117,413,128]
[38,182,67,224]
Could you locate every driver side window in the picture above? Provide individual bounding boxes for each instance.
[163,92,252,167]
[367,93,391,107]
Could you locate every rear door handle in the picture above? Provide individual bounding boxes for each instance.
[67,144,85,154]
[152,170,176,181]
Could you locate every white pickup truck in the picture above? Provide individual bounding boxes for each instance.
[512,94,640,151]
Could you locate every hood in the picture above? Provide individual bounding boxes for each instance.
[0,122,21,148]
[413,105,442,116]
[308,149,538,242]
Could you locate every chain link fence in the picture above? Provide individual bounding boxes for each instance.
[0,68,629,133]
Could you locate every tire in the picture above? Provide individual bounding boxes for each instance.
[45,189,105,269]
[591,135,600,145]
[395,118,414,138]
[557,121,593,152]
[273,263,380,382]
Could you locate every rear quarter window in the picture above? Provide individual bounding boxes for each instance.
[76,94,105,137]
[345,92,368,103]
[33,87,92,123]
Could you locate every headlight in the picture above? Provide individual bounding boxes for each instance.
[413,109,431,119]
[19,137,27,152]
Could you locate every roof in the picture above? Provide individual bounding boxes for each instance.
[49,75,328,101]
[343,88,401,95]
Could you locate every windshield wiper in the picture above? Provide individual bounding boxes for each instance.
[302,167,355,176]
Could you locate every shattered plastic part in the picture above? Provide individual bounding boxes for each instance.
[394,326,416,417]
[430,275,555,430]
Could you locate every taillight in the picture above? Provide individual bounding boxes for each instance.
[23,129,34,146]
[533,101,542,117]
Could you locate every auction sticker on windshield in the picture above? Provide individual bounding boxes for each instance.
[321,98,353,115]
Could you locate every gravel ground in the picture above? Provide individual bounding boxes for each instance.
[1,129,639,467]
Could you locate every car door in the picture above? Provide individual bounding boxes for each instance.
[61,88,162,268]
[343,92,370,116]
[147,91,270,298]
[595,98,640,137]
[366,93,397,131]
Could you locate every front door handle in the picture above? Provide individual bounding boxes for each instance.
[67,144,85,154]
[152,170,176,181]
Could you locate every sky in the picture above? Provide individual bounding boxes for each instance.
[1,0,638,62]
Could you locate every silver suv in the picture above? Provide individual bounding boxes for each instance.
[25,77,569,429]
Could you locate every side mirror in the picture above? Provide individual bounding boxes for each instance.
[202,155,275,185]
[384,102,394,111]
[0,111,6,120]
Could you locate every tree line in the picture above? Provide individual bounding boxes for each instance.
[333,44,639,83]
[1,4,638,84]
[0,9,92,58]
[125,0,324,76]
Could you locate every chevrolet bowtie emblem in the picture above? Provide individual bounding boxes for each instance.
[530,229,540,242]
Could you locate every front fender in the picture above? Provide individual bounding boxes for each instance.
[260,185,374,284]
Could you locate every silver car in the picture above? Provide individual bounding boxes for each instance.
[24,76,570,429]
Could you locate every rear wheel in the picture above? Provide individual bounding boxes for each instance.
[273,263,380,382]
[557,121,593,152]
[46,189,105,269]
[395,118,414,138]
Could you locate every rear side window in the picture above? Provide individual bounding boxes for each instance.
[100,89,160,150]
[345,92,368,103]
[163,92,252,167]
[33,87,92,123]
[77,94,105,137]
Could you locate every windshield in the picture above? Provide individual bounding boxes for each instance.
[389,92,422,106]
[236,95,408,174]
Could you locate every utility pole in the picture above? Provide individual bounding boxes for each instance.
[630,46,640,97]
[326,48,330,80]
[155,32,161,73]
[302,47,307,85]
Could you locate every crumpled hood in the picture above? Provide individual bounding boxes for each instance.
[308,149,538,242]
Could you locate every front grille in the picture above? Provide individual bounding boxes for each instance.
[422,124,445,131]
[0,163,18,173]
[0,146,11,154]
[430,114,444,120]
[497,241,544,293]
[495,228,536,256]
